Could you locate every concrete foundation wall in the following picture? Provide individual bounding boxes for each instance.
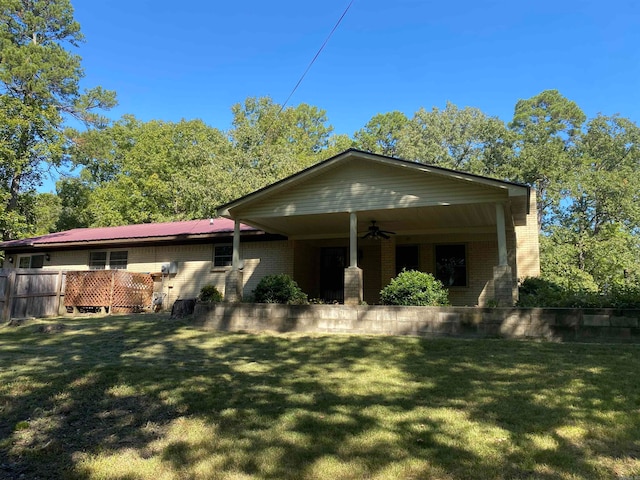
[193,303,640,342]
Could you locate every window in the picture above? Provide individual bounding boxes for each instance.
[30,255,44,269]
[396,245,420,275]
[89,251,128,270]
[89,252,107,270]
[435,244,467,287]
[18,255,44,268]
[213,244,233,267]
[109,251,128,270]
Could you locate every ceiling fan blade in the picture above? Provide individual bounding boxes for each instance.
[380,232,390,239]
[380,230,396,235]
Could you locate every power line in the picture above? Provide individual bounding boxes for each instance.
[279,0,355,113]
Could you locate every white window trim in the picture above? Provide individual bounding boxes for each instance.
[17,254,45,269]
[88,250,129,270]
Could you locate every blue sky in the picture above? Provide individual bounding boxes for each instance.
[72,0,640,134]
[49,0,639,190]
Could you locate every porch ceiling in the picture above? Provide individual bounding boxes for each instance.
[241,202,503,239]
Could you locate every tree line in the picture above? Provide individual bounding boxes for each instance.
[1,0,639,296]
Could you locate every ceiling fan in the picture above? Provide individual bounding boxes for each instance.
[361,220,396,240]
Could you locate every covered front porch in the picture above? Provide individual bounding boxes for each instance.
[217,150,539,306]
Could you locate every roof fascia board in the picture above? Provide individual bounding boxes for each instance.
[6,230,266,250]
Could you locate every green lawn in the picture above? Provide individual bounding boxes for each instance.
[0,315,639,480]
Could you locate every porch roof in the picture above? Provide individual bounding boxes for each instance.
[217,149,531,239]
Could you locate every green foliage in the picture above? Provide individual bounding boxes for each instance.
[517,277,569,307]
[229,96,333,192]
[55,176,93,230]
[353,111,409,157]
[517,277,640,308]
[507,89,586,228]
[67,116,233,226]
[198,284,223,303]
[380,270,449,306]
[32,192,61,235]
[397,102,513,176]
[253,274,308,304]
[0,0,116,239]
[62,98,338,227]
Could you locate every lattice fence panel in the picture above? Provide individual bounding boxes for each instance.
[112,271,153,313]
[64,271,112,307]
[65,271,153,313]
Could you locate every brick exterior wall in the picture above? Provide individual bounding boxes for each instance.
[380,237,396,296]
[515,190,541,279]
[36,239,293,308]
[17,194,540,308]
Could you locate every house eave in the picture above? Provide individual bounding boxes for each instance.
[1,230,281,254]
[216,149,531,218]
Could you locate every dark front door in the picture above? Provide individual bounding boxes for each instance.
[320,247,346,303]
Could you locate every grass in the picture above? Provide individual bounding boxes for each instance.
[0,315,639,479]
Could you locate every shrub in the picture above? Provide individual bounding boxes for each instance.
[517,277,640,308]
[380,270,449,306]
[198,284,223,303]
[253,274,308,304]
[517,277,567,307]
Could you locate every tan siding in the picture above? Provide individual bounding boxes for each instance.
[235,159,508,218]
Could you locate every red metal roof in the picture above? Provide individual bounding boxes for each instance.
[0,219,257,248]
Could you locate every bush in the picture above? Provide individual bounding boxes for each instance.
[380,270,449,306]
[253,274,308,304]
[198,284,223,303]
[517,277,640,308]
[517,277,567,307]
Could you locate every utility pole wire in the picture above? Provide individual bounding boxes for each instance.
[279,0,355,113]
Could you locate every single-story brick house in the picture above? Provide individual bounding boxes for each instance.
[0,149,540,306]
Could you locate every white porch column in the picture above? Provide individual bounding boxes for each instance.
[493,203,515,306]
[349,212,358,267]
[232,219,241,270]
[225,219,243,302]
[495,203,508,266]
[344,211,363,305]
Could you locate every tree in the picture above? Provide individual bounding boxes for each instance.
[32,191,61,235]
[569,114,640,235]
[544,114,640,290]
[55,176,92,230]
[507,90,586,228]
[229,97,334,192]
[353,111,409,157]
[397,102,512,176]
[68,116,233,226]
[0,0,115,239]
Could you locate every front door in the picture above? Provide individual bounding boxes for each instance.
[320,247,346,303]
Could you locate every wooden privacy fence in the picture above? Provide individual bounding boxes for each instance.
[65,270,154,314]
[0,269,66,321]
[0,269,154,321]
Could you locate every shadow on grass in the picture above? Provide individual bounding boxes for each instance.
[400,339,640,478]
[0,315,639,479]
